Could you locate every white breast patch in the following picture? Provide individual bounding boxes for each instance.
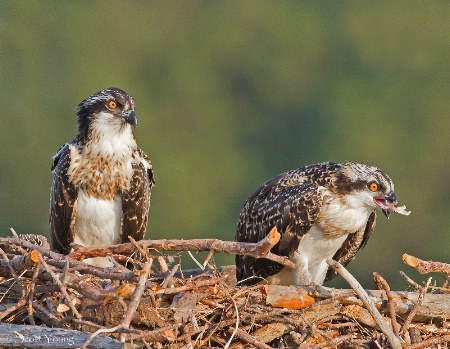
[265,224,349,286]
[293,224,348,284]
[73,189,122,267]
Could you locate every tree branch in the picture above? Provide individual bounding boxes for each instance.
[70,227,296,269]
[403,253,450,274]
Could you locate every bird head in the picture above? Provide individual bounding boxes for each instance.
[76,87,137,141]
[338,162,405,218]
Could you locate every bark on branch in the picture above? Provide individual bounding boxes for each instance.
[403,253,450,274]
[69,227,296,269]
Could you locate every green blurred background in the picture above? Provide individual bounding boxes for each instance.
[1,1,449,289]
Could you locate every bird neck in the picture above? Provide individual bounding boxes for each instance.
[84,124,137,158]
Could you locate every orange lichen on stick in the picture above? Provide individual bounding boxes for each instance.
[30,250,40,263]
[264,285,315,309]
[403,253,419,268]
[267,226,281,245]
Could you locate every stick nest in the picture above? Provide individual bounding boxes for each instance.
[0,234,449,349]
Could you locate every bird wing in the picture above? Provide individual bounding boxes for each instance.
[49,142,78,254]
[324,210,377,282]
[235,171,323,285]
[120,148,155,243]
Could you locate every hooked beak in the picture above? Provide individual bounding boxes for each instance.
[374,192,398,219]
[122,110,137,128]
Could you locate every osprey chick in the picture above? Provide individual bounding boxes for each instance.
[49,88,154,266]
[235,161,409,286]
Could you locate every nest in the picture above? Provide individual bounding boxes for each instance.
[0,233,450,349]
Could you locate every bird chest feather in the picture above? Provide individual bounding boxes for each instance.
[317,193,373,237]
[67,135,136,200]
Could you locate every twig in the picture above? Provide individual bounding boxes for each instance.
[109,253,145,268]
[81,325,138,349]
[401,277,432,334]
[187,251,204,270]
[46,260,137,282]
[403,253,450,274]
[409,334,450,349]
[76,320,106,332]
[59,260,70,305]
[9,228,19,238]
[203,250,215,269]
[128,323,182,341]
[155,275,227,295]
[45,296,58,316]
[27,263,40,325]
[399,271,422,290]
[129,236,149,261]
[326,259,403,349]
[160,264,179,289]
[3,237,75,261]
[290,330,309,345]
[59,316,106,330]
[0,299,26,321]
[373,272,401,336]
[322,321,357,329]
[228,328,272,349]
[223,291,239,349]
[70,227,296,269]
[309,333,354,349]
[158,256,169,273]
[124,259,153,326]
[141,338,152,349]
[32,301,60,326]
[444,274,450,286]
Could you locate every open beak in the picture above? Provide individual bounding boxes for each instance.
[122,110,138,128]
[374,192,398,219]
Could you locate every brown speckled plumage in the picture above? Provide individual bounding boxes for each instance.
[49,88,154,256]
[236,161,397,286]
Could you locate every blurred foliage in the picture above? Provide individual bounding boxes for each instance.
[1,1,449,289]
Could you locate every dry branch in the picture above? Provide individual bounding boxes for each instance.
[69,226,296,269]
[373,271,401,336]
[403,253,450,274]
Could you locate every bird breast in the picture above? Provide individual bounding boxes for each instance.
[317,193,373,237]
[67,138,136,200]
[73,189,122,247]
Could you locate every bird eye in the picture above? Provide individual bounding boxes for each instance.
[368,182,379,192]
[108,100,117,109]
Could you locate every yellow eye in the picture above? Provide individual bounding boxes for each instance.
[369,182,379,192]
[108,100,117,109]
